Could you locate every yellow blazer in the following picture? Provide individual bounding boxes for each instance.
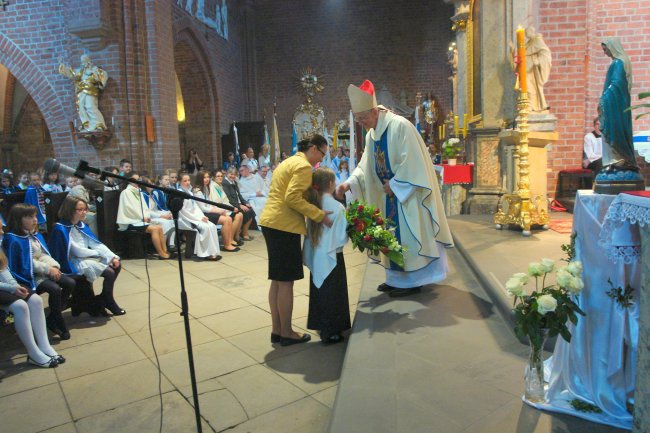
[259,152,325,235]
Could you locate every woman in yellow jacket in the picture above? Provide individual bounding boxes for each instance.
[260,134,332,346]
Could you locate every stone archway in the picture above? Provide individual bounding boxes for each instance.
[0,31,70,162]
[173,27,219,170]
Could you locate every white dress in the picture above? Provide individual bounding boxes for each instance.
[178,187,221,258]
[147,193,176,247]
[303,194,349,288]
[116,185,176,247]
[69,227,118,282]
[238,174,267,225]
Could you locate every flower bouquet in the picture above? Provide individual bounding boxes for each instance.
[505,258,585,402]
[441,137,462,160]
[345,200,405,268]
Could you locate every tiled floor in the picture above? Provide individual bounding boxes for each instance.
[0,236,363,433]
[0,217,634,433]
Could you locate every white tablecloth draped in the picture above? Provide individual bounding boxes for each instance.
[528,191,641,430]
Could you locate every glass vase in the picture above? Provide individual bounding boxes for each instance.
[525,331,548,403]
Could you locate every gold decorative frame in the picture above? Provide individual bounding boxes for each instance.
[466,0,482,125]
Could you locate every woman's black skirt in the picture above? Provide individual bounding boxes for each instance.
[261,226,303,281]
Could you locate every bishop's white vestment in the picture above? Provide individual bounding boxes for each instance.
[346,109,453,288]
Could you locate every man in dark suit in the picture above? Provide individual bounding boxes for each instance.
[222,167,256,240]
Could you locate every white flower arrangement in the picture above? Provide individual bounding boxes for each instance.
[506,258,586,348]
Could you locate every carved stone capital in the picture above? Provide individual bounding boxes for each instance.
[69,16,111,51]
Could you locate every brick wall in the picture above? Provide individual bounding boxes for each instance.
[252,0,455,148]
[13,94,54,173]
[172,2,248,169]
[540,0,650,195]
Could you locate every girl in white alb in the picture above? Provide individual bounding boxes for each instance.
[303,168,351,344]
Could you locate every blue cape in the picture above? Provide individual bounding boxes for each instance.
[48,220,99,275]
[2,232,51,289]
[25,186,46,224]
[152,189,168,211]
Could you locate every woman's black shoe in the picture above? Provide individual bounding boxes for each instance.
[271,333,281,343]
[105,302,126,316]
[280,333,311,346]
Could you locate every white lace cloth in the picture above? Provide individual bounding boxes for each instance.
[599,192,650,263]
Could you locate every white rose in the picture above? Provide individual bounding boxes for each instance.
[512,272,529,284]
[567,261,583,277]
[540,258,555,273]
[505,277,526,297]
[567,276,584,295]
[556,269,573,289]
[528,262,544,277]
[537,294,558,315]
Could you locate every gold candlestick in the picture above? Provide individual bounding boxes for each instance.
[493,92,549,236]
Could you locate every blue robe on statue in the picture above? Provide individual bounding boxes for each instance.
[25,186,46,225]
[2,232,51,289]
[48,220,100,275]
[599,59,635,167]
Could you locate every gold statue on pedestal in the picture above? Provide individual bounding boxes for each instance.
[59,55,108,132]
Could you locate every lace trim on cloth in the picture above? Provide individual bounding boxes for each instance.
[599,200,650,264]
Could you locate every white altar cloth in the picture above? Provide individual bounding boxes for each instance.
[527,190,640,430]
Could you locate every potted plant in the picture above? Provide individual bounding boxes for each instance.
[441,137,462,165]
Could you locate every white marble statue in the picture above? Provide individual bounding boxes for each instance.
[524,26,552,112]
[59,55,108,131]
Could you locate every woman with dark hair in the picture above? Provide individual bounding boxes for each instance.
[193,170,240,252]
[259,134,332,346]
[177,173,222,261]
[222,152,237,171]
[48,196,125,316]
[2,204,77,340]
[212,170,244,246]
[0,247,64,367]
[185,148,203,175]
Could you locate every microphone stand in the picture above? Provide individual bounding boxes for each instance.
[78,161,234,433]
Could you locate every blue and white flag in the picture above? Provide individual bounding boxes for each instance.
[272,112,280,164]
[291,123,298,155]
[233,122,240,166]
[415,104,421,133]
[264,121,270,148]
[349,110,356,171]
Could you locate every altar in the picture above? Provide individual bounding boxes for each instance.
[435,163,474,216]
[527,190,648,430]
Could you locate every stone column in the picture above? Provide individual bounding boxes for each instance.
[633,225,650,432]
[144,0,181,174]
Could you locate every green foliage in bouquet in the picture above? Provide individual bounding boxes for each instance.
[505,258,586,350]
[345,200,406,268]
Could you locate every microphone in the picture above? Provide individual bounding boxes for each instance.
[44,159,106,189]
